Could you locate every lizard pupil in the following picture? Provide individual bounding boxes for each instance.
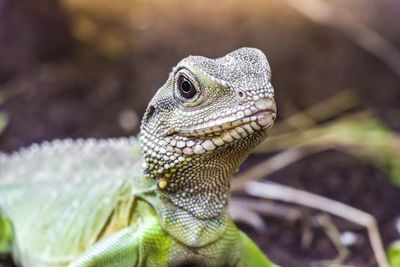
[178,75,196,99]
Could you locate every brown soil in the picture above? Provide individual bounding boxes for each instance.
[238,151,400,266]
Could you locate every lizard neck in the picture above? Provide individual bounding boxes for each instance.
[153,148,246,247]
[157,147,246,219]
[158,149,244,247]
[140,131,264,247]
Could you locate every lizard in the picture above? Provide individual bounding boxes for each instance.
[0,47,277,267]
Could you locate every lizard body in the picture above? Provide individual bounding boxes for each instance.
[0,48,277,267]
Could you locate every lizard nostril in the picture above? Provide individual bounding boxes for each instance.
[236,90,246,101]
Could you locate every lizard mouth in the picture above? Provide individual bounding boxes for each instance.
[172,108,276,138]
[163,98,276,154]
[164,104,276,155]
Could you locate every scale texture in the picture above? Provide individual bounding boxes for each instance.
[0,48,277,267]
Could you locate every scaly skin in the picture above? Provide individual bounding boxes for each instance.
[0,48,277,267]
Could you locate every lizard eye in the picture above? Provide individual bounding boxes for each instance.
[174,69,203,107]
[177,75,197,99]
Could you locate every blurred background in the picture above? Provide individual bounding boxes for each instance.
[0,0,399,266]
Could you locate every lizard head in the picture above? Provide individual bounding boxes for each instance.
[140,47,276,183]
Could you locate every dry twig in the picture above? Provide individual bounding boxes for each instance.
[316,214,350,266]
[270,90,359,136]
[244,181,389,267]
[230,199,267,232]
[231,199,350,265]
[232,144,333,192]
[231,197,302,222]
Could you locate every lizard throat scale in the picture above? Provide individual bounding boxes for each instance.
[0,47,277,267]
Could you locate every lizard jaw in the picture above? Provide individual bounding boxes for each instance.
[169,108,275,138]
[164,107,276,155]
